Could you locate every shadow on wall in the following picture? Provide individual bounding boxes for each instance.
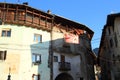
[30,34,93,80]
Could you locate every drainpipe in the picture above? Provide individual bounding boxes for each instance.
[50,15,54,80]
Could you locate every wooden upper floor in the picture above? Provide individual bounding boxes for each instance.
[0,2,94,40]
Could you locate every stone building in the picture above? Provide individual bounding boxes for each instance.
[98,13,120,80]
[0,2,95,80]
[51,15,95,80]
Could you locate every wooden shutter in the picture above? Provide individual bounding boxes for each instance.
[60,55,65,62]
[0,51,7,60]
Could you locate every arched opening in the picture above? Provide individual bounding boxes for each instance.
[55,73,73,80]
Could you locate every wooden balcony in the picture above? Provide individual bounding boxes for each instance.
[0,3,53,32]
[59,62,71,71]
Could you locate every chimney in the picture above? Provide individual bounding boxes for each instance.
[47,10,51,14]
[23,2,28,5]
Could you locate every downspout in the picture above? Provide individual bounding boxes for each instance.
[50,15,54,80]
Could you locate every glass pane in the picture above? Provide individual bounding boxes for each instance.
[36,55,40,61]
[34,35,37,41]
[54,56,58,62]
[2,30,6,36]
[37,36,40,42]
[7,31,11,37]
[32,55,36,63]
[38,36,41,42]
[34,34,42,42]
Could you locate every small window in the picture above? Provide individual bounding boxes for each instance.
[110,39,114,47]
[32,53,41,65]
[114,33,118,47]
[32,74,40,80]
[1,28,11,37]
[0,18,2,25]
[34,34,42,43]
[108,27,111,35]
[0,51,7,60]
[54,56,58,62]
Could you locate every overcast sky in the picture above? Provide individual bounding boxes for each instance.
[1,0,120,49]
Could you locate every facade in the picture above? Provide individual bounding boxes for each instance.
[0,3,53,80]
[0,2,95,80]
[98,13,120,80]
[51,16,95,80]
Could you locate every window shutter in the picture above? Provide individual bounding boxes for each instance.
[0,51,7,60]
[4,51,7,60]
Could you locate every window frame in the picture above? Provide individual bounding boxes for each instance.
[1,28,11,37]
[32,53,41,65]
[34,34,42,43]
[110,39,114,47]
[54,56,58,62]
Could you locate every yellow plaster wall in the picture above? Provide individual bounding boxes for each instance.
[4,53,20,74]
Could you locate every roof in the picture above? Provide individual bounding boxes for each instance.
[0,2,94,38]
[0,2,53,17]
[54,15,94,39]
[106,13,120,27]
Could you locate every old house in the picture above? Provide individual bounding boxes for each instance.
[51,15,95,80]
[98,13,120,80]
[0,2,95,80]
[0,2,53,80]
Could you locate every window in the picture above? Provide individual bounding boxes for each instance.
[108,27,111,35]
[32,74,40,80]
[34,34,42,43]
[60,55,65,62]
[54,56,58,62]
[114,33,118,47]
[1,28,11,37]
[110,39,114,47]
[0,18,2,25]
[32,53,41,65]
[0,51,7,60]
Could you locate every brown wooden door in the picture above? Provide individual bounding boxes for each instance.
[60,55,65,62]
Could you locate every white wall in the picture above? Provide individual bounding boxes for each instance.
[0,24,51,80]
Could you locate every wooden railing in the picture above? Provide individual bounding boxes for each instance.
[0,3,53,31]
[59,62,71,71]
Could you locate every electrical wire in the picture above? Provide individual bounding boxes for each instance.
[98,56,120,63]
